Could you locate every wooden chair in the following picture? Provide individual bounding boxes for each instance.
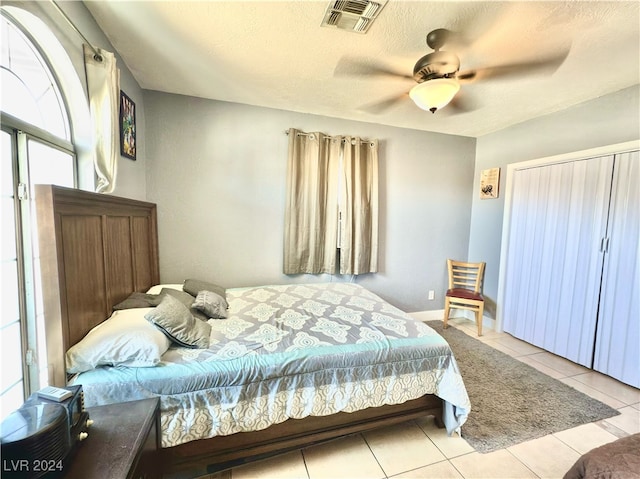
[444,259,486,336]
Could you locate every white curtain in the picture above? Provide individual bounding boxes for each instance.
[284,129,379,275]
[84,45,119,193]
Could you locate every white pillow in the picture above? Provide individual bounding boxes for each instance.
[146,283,183,294]
[65,308,171,374]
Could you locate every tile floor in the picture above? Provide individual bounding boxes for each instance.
[203,317,640,479]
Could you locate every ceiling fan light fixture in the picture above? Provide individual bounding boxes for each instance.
[409,78,460,113]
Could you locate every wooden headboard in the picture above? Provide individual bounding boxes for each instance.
[35,185,160,387]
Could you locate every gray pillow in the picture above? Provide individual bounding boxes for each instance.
[183,279,226,299]
[160,288,208,321]
[145,295,211,349]
[192,290,228,319]
[113,292,162,310]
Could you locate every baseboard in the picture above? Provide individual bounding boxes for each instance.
[410,310,495,329]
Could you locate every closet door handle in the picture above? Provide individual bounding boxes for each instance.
[600,237,610,253]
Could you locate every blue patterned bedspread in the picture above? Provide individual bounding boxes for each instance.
[74,283,470,447]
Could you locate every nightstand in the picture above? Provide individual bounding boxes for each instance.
[62,397,160,479]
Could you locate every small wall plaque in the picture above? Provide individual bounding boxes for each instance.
[480,167,500,199]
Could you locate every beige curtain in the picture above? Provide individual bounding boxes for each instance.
[340,137,379,274]
[284,129,341,273]
[284,129,379,275]
[84,45,120,193]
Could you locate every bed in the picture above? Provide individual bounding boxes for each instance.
[35,185,470,476]
[563,433,640,479]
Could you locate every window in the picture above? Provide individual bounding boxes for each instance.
[1,14,70,139]
[0,10,78,420]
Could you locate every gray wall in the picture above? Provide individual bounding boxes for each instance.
[144,91,477,312]
[469,85,640,319]
[2,1,147,200]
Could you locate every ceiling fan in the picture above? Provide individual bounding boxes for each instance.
[335,28,570,114]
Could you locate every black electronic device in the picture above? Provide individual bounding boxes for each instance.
[1,385,91,478]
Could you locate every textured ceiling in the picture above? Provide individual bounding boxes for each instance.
[85,1,640,138]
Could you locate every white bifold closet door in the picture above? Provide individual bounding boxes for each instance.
[502,155,615,367]
[593,150,639,387]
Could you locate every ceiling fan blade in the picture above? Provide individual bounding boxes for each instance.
[457,47,571,83]
[358,92,409,114]
[334,57,413,81]
[456,70,477,82]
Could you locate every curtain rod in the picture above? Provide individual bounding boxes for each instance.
[284,130,374,143]
[50,0,102,61]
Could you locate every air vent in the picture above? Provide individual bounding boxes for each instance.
[321,0,387,34]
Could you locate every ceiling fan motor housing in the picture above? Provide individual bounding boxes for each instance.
[413,51,460,82]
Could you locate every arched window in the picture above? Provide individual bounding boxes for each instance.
[1,8,89,420]
[1,14,70,140]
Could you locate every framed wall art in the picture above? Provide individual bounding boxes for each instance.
[480,167,500,199]
[119,90,136,160]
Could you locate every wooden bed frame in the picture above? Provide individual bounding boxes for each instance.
[36,185,444,476]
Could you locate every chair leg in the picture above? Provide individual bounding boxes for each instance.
[443,298,450,329]
[476,302,485,336]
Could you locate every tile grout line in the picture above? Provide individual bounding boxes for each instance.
[360,433,390,479]
[446,458,467,479]
[300,448,311,479]
[563,373,631,407]
[503,447,542,479]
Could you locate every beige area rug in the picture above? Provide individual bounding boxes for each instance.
[427,320,620,453]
